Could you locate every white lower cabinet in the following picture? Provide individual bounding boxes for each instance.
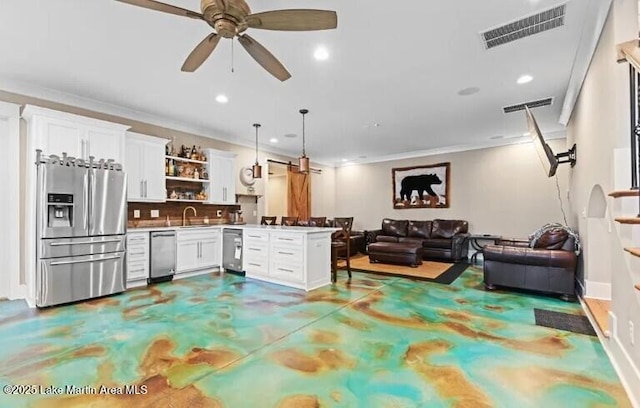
[243,229,332,291]
[176,229,221,273]
[126,232,149,286]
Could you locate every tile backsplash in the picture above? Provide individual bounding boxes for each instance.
[128,202,240,228]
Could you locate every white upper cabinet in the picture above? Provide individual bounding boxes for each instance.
[125,132,166,202]
[22,105,129,165]
[206,148,236,205]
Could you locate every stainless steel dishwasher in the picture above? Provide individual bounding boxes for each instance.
[149,231,176,284]
[223,228,244,274]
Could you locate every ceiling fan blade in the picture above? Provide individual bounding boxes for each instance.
[181,33,221,72]
[237,35,291,82]
[246,10,337,31]
[115,0,203,19]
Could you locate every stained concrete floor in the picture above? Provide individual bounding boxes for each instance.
[0,267,631,407]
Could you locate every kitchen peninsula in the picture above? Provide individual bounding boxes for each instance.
[128,225,334,291]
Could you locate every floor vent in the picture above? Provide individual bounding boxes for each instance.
[503,97,554,114]
[481,4,566,49]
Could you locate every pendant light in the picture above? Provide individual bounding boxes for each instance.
[298,108,310,174]
[252,123,262,179]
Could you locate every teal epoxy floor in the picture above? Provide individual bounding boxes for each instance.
[0,267,631,407]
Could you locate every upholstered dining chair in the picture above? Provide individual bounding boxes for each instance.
[280,216,299,226]
[308,217,327,227]
[331,217,353,282]
[260,216,277,225]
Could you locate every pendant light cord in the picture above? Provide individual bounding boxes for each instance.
[253,123,260,163]
[300,109,308,157]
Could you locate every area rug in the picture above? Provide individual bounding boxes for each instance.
[338,254,468,284]
[534,308,597,336]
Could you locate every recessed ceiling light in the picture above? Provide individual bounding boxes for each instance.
[215,94,229,104]
[284,133,297,138]
[314,46,329,61]
[457,87,480,96]
[341,158,348,162]
[517,75,534,84]
[269,138,278,143]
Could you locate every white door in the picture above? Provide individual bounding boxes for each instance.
[143,141,166,201]
[36,117,82,157]
[125,139,144,201]
[176,240,199,272]
[86,126,122,163]
[199,237,221,268]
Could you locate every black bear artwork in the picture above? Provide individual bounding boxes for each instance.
[399,174,442,201]
[392,162,450,209]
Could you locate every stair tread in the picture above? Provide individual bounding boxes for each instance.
[609,190,640,198]
[615,217,640,224]
[624,247,640,257]
[584,297,610,338]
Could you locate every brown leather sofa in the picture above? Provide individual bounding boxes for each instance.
[366,218,469,262]
[483,228,578,301]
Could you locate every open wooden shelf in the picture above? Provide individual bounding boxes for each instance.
[166,176,210,183]
[165,155,207,164]
[615,217,640,224]
[624,248,640,257]
[609,190,640,198]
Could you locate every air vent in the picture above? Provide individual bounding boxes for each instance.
[481,4,566,49]
[503,97,554,114]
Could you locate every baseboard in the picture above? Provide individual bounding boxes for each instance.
[609,314,640,407]
[585,280,612,300]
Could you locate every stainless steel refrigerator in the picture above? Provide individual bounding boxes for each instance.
[36,158,127,307]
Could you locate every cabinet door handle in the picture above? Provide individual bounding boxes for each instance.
[81,140,85,160]
[86,139,91,159]
[140,180,144,197]
[144,180,148,198]
[278,267,294,273]
[278,251,294,255]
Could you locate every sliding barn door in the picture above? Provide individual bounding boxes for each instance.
[287,166,311,219]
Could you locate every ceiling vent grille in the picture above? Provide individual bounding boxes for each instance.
[481,4,566,49]
[503,97,554,114]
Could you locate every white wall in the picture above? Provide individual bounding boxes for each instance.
[566,0,640,401]
[267,174,287,218]
[0,101,21,299]
[335,139,570,237]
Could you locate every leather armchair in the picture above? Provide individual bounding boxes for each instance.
[483,228,578,301]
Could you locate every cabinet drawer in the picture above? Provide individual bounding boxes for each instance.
[244,242,268,258]
[244,231,269,243]
[245,258,268,275]
[127,244,148,261]
[177,229,221,242]
[127,232,149,245]
[271,233,303,246]
[272,246,302,266]
[270,261,303,283]
[127,260,148,281]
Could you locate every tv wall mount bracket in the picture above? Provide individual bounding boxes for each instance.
[556,144,577,167]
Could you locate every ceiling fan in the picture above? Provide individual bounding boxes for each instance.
[115,0,338,81]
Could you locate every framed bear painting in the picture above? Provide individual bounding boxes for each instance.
[392,162,450,209]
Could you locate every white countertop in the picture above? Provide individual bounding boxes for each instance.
[127,225,336,234]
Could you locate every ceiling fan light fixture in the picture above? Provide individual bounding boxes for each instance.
[252,123,262,179]
[298,108,310,174]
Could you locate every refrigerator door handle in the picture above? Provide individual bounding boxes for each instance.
[50,238,122,246]
[50,254,121,266]
[87,171,92,232]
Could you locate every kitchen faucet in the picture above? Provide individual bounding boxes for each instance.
[182,206,197,226]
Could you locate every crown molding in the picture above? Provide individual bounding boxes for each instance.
[337,130,567,167]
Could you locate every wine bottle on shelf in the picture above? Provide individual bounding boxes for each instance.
[191,145,198,160]
[165,159,170,175]
[194,168,199,180]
